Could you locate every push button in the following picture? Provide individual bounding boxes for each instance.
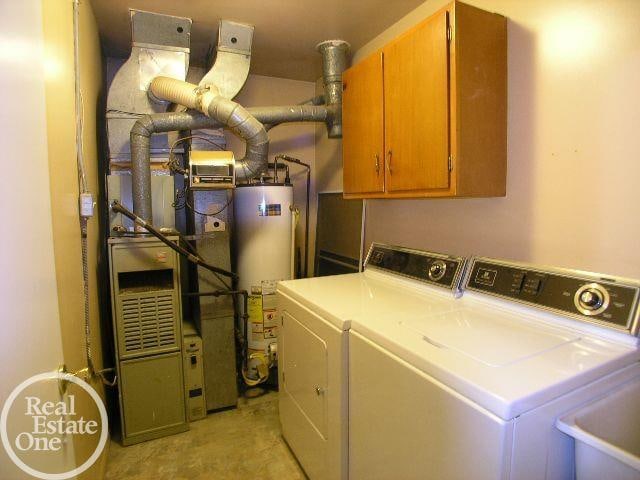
[510,272,525,294]
[522,276,543,295]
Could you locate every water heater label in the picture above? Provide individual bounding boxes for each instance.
[263,311,278,339]
[261,280,278,295]
[258,203,281,216]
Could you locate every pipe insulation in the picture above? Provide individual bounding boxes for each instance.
[150,76,269,181]
[130,111,216,226]
[130,106,327,222]
[129,40,350,222]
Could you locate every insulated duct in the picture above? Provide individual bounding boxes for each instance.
[129,40,350,222]
[149,76,269,187]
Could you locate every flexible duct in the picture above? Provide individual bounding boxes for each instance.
[131,105,327,222]
[150,76,269,183]
[130,111,216,225]
[129,40,350,222]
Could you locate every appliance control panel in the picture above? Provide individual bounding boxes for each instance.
[466,258,640,334]
[365,243,466,293]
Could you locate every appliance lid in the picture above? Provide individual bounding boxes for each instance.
[351,297,640,420]
[400,307,581,367]
[277,269,460,331]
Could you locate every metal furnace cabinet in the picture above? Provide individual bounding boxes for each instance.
[277,289,348,480]
[109,237,188,445]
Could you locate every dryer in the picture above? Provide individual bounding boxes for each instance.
[276,243,467,479]
[349,256,640,479]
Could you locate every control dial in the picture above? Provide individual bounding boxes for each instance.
[428,260,447,282]
[574,283,610,316]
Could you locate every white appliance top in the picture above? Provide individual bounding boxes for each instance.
[352,294,639,420]
[278,244,467,331]
[278,245,640,421]
[278,270,458,331]
[348,253,640,420]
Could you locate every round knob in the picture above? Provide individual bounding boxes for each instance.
[574,283,609,316]
[579,290,602,308]
[428,260,447,281]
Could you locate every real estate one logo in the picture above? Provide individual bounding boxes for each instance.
[1,371,108,480]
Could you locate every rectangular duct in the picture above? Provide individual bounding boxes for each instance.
[106,10,191,163]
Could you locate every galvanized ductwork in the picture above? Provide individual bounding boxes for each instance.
[106,10,192,162]
[198,20,254,99]
[129,39,350,223]
[316,40,351,138]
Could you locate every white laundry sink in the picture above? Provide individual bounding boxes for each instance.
[557,377,640,480]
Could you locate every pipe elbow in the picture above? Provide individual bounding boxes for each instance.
[131,115,155,138]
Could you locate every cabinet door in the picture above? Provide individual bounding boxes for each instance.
[120,352,186,441]
[383,10,450,192]
[342,51,385,194]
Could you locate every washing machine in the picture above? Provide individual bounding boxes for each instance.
[276,243,467,479]
[349,256,640,479]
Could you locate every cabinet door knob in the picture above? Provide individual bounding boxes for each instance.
[315,386,325,396]
[374,153,380,174]
[387,150,393,175]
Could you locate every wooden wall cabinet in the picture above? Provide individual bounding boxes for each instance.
[342,1,507,199]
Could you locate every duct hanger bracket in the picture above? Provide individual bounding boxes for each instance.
[217,20,253,55]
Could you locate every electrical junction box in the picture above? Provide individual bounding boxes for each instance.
[189,150,235,189]
[183,326,207,421]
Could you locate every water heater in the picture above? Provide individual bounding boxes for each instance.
[235,184,294,382]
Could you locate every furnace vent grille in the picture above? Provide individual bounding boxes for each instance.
[118,292,179,358]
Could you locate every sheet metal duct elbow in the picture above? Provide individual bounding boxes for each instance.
[198,20,254,100]
[131,37,350,221]
[106,10,192,161]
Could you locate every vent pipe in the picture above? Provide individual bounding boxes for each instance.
[316,40,350,138]
[149,76,269,178]
[129,40,350,223]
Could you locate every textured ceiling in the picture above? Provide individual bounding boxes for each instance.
[91,0,426,81]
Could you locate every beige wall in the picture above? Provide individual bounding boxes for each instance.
[42,0,107,478]
[0,1,72,477]
[311,78,347,274]
[226,74,317,276]
[316,0,640,278]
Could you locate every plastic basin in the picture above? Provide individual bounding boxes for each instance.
[557,378,640,480]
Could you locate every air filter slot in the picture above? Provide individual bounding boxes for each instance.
[118,269,174,293]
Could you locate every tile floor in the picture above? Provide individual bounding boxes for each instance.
[105,391,306,480]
